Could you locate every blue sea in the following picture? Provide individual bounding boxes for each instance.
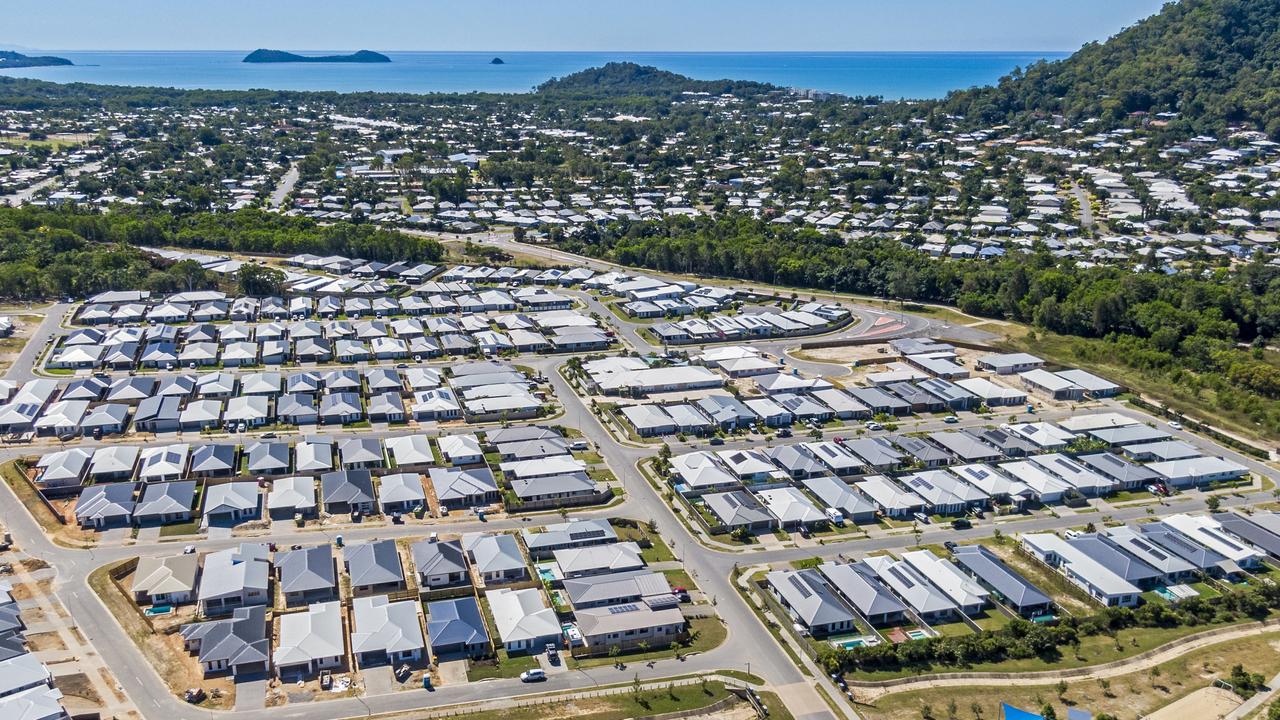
[0,51,1067,99]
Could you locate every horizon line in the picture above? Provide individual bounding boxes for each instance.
[17,48,1076,55]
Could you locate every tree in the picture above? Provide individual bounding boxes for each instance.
[168,259,211,292]
[1206,495,1222,511]
[236,264,285,297]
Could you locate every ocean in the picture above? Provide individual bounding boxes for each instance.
[0,51,1068,99]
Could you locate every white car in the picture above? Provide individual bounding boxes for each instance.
[1168,421,1183,430]
[519,669,546,682]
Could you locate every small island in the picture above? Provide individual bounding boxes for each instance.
[490,57,505,65]
[243,49,391,64]
[0,50,73,69]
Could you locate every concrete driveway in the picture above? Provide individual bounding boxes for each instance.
[362,665,395,696]
[234,674,268,711]
[436,659,468,687]
[536,651,568,676]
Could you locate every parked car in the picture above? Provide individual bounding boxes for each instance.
[951,518,972,530]
[520,669,546,683]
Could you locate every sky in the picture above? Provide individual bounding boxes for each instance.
[5,0,1170,53]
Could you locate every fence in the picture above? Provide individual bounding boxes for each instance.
[105,557,157,631]
[11,458,71,523]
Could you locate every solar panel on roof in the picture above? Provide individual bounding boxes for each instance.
[1129,537,1168,561]
[789,575,813,598]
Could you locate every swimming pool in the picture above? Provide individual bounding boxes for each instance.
[906,629,929,640]
[144,605,174,617]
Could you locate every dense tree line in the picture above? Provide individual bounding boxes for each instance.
[817,569,1280,675]
[0,206,442,264]
[0,206,443,298]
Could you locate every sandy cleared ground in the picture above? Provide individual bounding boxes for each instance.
[788,344,886,365]
[1144,685,1240,720]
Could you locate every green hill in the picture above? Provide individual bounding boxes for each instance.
[947,0,1280,134]
[0,50,72,69]
[243,49,390,64]
[535,61,776,98]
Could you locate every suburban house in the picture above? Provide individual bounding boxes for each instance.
[426,596,491,659]
[133,481,197,526]
[267,476,317,519]
[378,473,427,515]
[575,603,686,654]
[429,467,500,511]
[179,605,270,677]
[320,470,377,515]
[951,545,1053,618]
[74,483,136,529]
[197,544,272,616]
[487,587,561,654]
[463,533,528,585]
[1021,533,1140,607]
[274,601,346,677]
[411,539,470,590]
[766,568,856,637]
[202,482,260,526]
[351,595,426,667]
[345,539,406,595]
[817,562,906,627]
[277,545,338,606]
[131,554,199,606]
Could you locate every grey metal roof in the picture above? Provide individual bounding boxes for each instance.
[411,539,467,578]
[767,568,856,628]
[345,539,404,587]
[320,470,375,505]
[1067,535,1164,583]
[134,480,196,518]
[818,561,906,618]
[277,545,336,594]
[179,605,269,668]
[952,545,1052,610]
[426,596,488,648]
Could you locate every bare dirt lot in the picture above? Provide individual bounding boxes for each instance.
[1144,686,1240,720]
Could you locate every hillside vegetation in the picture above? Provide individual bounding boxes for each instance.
[948,0,1280,134]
